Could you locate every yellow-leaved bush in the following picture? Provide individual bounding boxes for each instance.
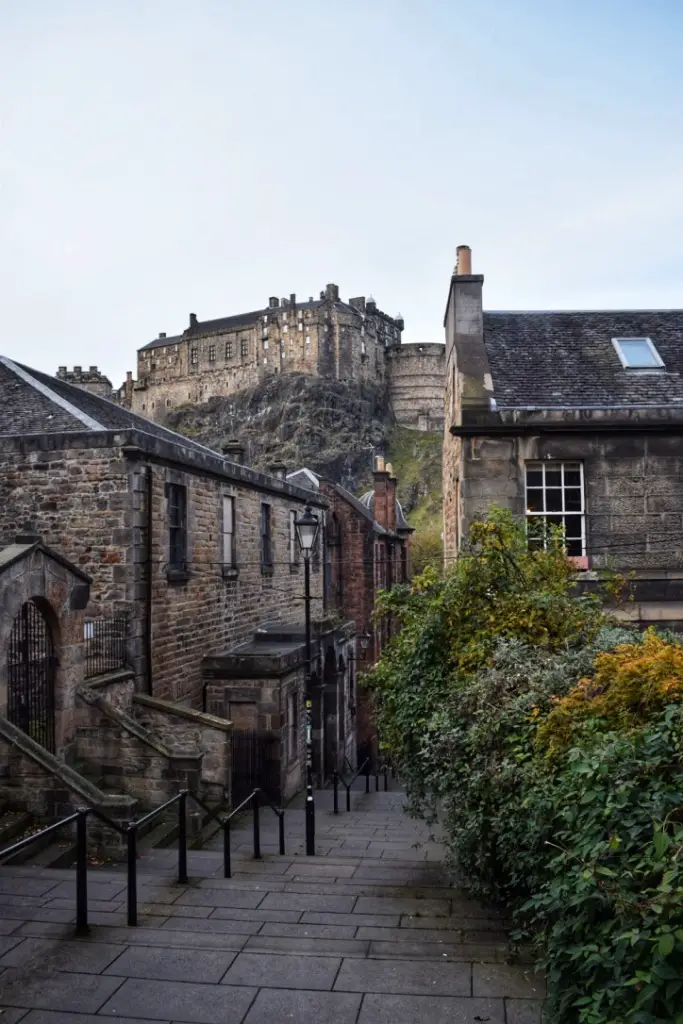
[537,628,683,754]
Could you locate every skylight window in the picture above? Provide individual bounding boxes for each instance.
[612,337,664,369]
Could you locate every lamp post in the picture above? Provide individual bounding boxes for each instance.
[295,504,320,856]
[359,630,371,659]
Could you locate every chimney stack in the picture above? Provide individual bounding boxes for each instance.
[269,296,279,308]
[372,458,396,532]
[289,293,296,307]
[159,331,166,339]
[189,313,198,329]
[455,245,472,276]
[222,439,245,465]
[268,462,287,481]
[126,371,133,383]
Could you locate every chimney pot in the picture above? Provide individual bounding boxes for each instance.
[221,439,245,465]
[456,245,472,276]
[375,455,385,473]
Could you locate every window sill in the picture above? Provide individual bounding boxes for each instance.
[222,566,239,580]
[166,568,190,583]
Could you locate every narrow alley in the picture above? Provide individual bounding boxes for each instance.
[0,784,544,1023]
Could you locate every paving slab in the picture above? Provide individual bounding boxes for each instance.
[258,892,356,914]
[505,997,544,1023]
[242,988,361,1023]
[301,911,400,928]
[0,938,22,959]
[245,935,369,958]
[208,906,302,924]
[357,993,505,1023]
[356,926,465,943]
[0,880,56,898]
[368,939,504,962]
[334,957,471,996]
[160,917,262,936]
[473,963,546,999]
[0,1009,27,1024]
[44,881,126,902]
[175,889,266,909]
[259,922,357,940]
[0,921,22,936]
[353,896,451,917]
[0,969,124,1013]
[0,939,123,974]
[20,1014,160,1024]
[105,946,237,983]
[222,951,340,990]
[100,978,256,1023]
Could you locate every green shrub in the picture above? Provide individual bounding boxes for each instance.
[367,509,683,1023]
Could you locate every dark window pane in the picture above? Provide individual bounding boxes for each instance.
[526,469,543,487]
[564,469,581,487]
[564,516,583,539]
[545,470,562,487]
[545,515,563,531]
[565,489,582,512]
[546,489,563,512]
[566,537,583,556]
[526,488,544,512]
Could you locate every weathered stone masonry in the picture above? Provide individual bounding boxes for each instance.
[0,428,325,707]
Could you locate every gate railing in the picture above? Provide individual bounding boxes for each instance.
[84,615,128,679]
[0,787,285,934]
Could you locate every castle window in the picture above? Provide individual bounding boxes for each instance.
[263,315,268,324]
[262,325,268,338]
[226,340,233,359]
[298,322,303,331]
[240,338,249,358]
[151,362,157,370]
[263,340,269,350]
[190,347,198,365]
[283,324,288,334]
[208,344,216,362]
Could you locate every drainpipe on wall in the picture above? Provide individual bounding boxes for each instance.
[145,463,154,695]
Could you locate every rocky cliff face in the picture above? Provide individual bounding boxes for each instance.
[166,372,390,494]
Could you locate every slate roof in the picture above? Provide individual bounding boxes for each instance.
[483,310,683,409]
[358,491,412,531]
[0,356,327,505]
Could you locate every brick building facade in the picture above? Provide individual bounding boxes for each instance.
[0,355,354,802]
[288,460,413,763]
[443,245,683,629]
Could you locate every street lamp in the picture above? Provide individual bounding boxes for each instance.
[359,630,371,659]
[295,505,320,856]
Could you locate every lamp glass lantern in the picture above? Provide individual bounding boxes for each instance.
[295,505,320,559]
[359,630,371,652]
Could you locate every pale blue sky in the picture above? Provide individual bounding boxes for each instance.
[1,0,681,388]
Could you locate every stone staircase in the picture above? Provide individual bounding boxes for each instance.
[0,782,545,1022]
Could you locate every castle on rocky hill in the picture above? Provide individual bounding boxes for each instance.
[103,283,445,432]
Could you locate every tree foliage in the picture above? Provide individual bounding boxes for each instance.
[366,509,683,1023]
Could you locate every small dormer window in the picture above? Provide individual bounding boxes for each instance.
[612,337,664,369]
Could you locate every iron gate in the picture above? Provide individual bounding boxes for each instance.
[231,730,280,807]
[7,600,56,752]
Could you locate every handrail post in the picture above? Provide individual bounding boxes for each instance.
[75,810,89,936]
[278,812,286,856]
[305,782,315,855]
[346,780,351,813]
[127,825,138,927]
[252,790,261,860]
[333,770,339,814]
[178,791,188,884]
[223,818,231,878]
[365,760,370,794]
[383,766,388,792]
[375,768,379,792]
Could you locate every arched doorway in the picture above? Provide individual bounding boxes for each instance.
[7,600,56,752]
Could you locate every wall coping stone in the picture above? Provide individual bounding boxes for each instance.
[85,668,136,690]
[76,685,197,761]
[133,693,233,732]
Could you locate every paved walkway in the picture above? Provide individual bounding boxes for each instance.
[0,785,544,1023]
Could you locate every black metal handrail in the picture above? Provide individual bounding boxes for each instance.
[332,757,371,813]
[0,806,125,936]
[0,786,286,932]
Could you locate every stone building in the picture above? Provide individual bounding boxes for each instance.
[110,283,445,432]
[287,458,413,765]
[443,244,683,629]
[0,355,354,809]
[56,365,113,399]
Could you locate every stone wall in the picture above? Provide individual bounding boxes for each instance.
[0,431,325,707]
[387,343,445,431]
[130,289,403,424]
